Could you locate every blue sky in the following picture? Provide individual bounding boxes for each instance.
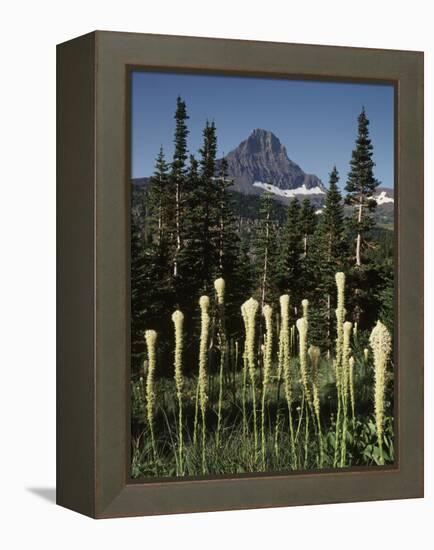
[131,71,394,189]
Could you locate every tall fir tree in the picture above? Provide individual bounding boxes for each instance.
[300,198,317,256]
[216,158,239,278]
[375,255,394,335]
[255,192,278,308]
[131,204,147,373]
[309,166,346,353]
[197,120,219,294]
[277,198,303,316]
[170,96,189,279]
[345,108,382,328]
[176,155,207,366]
[131,186,174,375]
[297,199,318,309]
[148,146,170,247]
[179,155,203,303]
[345,108,380,266]
[180,121,220,301]
[215,157,250,337]
[319,166,345,264]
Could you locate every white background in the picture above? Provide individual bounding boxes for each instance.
[1,1,432,548]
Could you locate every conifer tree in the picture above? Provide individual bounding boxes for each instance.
[233,242,253,308]
[256,192,278,308]
[148,146,170,247]
[170,96,189,278]
[179,155,203,303]
[310,167,346,352]
[197,120,219,293]
[320,166,345,264]
[131,211,147,373]
[181,121,220,299]
[300,198,317,256]
[376,261,394,334]
[345,108,380,266]
[216,158,238,278]
[297,199,318,312]
[277,198,303,313]
[173,155,206,363]
[131,187,174,375]
[215,157,250,337]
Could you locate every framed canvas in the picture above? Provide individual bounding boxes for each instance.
[57,31,423,518]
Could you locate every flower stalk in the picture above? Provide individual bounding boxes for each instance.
[145,330,158,468]
[279,295,297,468]
[296,316,311,406]
[198,296,210,473]
[340,320,352,467]
[349,355,355,427]
[297,315,311,467]
[171,310,184,474]
[261,304,273,469]
[308,345,323,468]
[369,320,392,465]
[214,278,226,448]
[241,297,259,459]
[333,272,345,468]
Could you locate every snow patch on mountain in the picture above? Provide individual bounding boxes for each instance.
[374,191,394,205]
[253,181,326,198]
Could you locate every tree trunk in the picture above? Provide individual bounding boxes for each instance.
[174,180,181,277]
[157,204,163,247]
[355,196,363,267]
[261,210,271,309]
[143,201,150,244]
[219,191,224,273]
[219,216,224,272]
[326,293,331,356]
[355,232,361,266]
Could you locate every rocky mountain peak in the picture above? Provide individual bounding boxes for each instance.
[220,129,326,196]
[247,128,284,153]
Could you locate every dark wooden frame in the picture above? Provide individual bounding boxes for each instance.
[57,31,424,519]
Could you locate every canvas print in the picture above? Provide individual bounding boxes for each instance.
[130,72,395,478]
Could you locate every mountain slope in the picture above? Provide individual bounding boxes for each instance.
[219,128,326,197]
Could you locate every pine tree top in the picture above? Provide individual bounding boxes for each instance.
[319,166,344,237]
[172,96,189,173]
[345,108,380,201]
[152,146,169,176]
[199,120,218,179]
